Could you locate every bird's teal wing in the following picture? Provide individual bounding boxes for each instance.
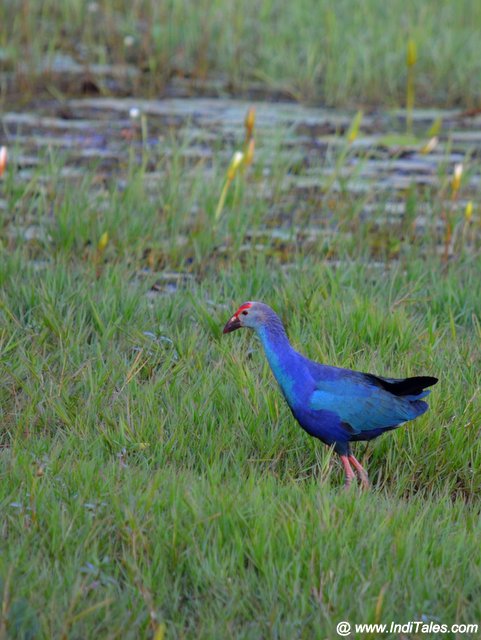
[308,376,424,434]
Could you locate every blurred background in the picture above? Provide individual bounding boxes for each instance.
[2,0,481,107]
[2,0,481,266]
[1,2,481,639]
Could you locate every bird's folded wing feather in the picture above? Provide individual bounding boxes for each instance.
[308,377,415,433]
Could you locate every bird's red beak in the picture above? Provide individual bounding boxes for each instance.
[223,314,242,334]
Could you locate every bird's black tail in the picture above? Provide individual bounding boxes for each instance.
[366,374,438,398]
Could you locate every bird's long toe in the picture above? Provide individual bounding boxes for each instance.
[349,454,370,490]
[340,455,356,489]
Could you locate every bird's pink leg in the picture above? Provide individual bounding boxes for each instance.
[348,455,370,490]
[340,455,356,489]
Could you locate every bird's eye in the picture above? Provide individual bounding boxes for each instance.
[241,310,248,316]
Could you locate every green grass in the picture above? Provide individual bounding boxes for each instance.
[2,0,481,107]
[2,252,481,637]
[2,140,481,637]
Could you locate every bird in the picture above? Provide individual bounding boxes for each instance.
[223,301,437,488]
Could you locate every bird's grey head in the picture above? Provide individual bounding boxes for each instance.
[223,301,279,334]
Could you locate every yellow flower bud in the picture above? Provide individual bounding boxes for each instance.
[465,201,473,221]
[452,163,463,194]
[407,38,417,67]
[244,138,255,167]
[154,623,166,640]
[97,231,109,251]
[227,151,244,181]
[420,137,438,154]
[0,146,7,177]
[244,107,256,140]
[347,110,363,144]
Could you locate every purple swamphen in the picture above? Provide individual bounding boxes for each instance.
[223,301,437,488]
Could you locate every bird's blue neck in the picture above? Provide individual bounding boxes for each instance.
[258,320,292,354]
[257,321,301,406]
